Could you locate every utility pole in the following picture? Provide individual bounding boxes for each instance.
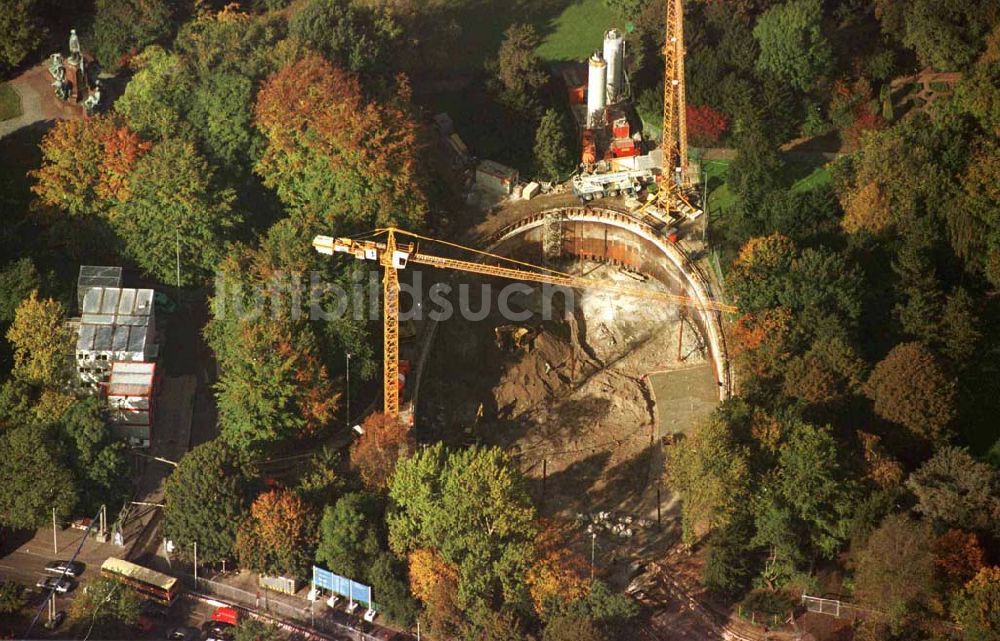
[346,353,351,429]
[52,508,58,554]
[193,542,198,585]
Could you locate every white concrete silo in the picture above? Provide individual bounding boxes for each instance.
[587,51,607,129]
[603,29,624,102]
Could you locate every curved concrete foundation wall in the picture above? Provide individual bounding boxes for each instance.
[482,207,733,401]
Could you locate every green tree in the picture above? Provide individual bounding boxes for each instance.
[665,411,751,544]
[110,138,238,285]
[727,234,798,313]
[233,619,282,641]
[880,0,998,70]
[777,423,856,557]
[188,73,258,174]
[6,292,72,387]
[491,24,549,111]
[534,109,574,182]
[702,517,756,599]
[0,1,42,73]
[93,0,173,71]
[114,47,193,141]
[388,444,536,612]
[0,425,76,529]
[175,8,285,82]
[542,614,602,641]
[0,258,40,325]
[60,398,130,515]
[254,55,425,233]
[368,552,418,626]
[0,579,25,614]
[752,0,832,91]
[906,447,1000,534]
[316,492,383,581]
[68,577,142,635]
[289,0,400,74]
[163,440,255,563]
[864,342,957,443]
[853,514,936,626]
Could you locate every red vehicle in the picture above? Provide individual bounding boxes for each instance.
[211,607,240,626]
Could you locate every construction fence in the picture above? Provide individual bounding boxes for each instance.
[181,575,386,641]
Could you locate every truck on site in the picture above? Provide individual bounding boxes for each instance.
[571,168,654,202]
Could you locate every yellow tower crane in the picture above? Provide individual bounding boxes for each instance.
[662,0,689,185]
[314,228,734,419]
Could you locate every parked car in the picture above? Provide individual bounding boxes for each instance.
[43,610,67,630]
[200,621,234,641]
[44,560,85,577]
[165,625,200,641]
[36,576,74,594]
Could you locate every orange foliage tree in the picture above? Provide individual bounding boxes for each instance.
[30,115,150,217]
[408,549,463,635]
[350,412,414,490]
[236,489,320,578]
[254,55,426,233]
[526,520,590,615]
[933,529,985,589]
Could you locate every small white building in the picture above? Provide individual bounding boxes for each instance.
[106,361,156,447]
[76,287,157,387]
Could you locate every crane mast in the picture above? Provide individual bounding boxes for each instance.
[315,229,734,419]
[662,0,688,184]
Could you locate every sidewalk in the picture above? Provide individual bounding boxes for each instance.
[0,64,83,139]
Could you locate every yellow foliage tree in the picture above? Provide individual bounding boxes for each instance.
[6,292,73,387]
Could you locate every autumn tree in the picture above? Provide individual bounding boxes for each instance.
[542,615,602,641]
[93,0,173,71]
[907,447,1000,533]
[956,141,1000,288]
[31,116,150,218]
[865,342,957,443]
[665,410,751,544]
[533,109,575,182]
[686,104,729,146]
[954,566,1000,641]
[0,425,76,529]
[727,234,798,313]
[408,548,463,636]
[388,444,537,613]
[109,138,239,285]
[933,529,984,590]
[853,514,936,625]
[237,489,319,579]
[6,292,73,387]
[254,55,425,234]
[350,412,414,490]
[526,521,590,615]
[163,440,255,563]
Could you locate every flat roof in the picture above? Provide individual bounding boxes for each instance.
[77,287,154,354]
[108,362,155,397]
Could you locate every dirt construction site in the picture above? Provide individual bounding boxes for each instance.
[417,203,727,572]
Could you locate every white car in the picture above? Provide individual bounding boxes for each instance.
[36,576,74,594]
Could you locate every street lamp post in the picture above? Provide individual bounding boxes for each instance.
[590,532,597,582]
[346,353,351,430]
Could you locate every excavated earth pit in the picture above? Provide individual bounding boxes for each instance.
[417,210,725,558]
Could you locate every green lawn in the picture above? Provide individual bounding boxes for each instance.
[0,83,22,121]
[536,0,624,62]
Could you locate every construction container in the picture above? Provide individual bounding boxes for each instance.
[258,576,299,595]
[523,182,541,200]
[608,138,640,158]
[475,160,519,195]
[581,129,597,165]
[612,116,631,140]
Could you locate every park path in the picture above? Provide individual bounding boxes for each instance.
[0,64,83,139]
